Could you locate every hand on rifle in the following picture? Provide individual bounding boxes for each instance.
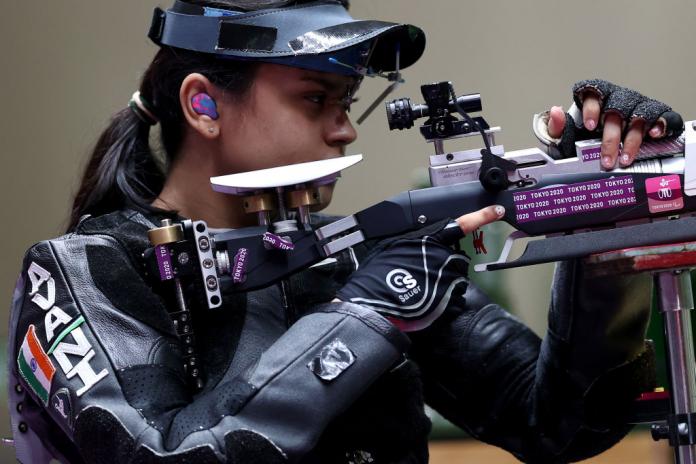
[335,205,504,332]
[545,79,683,168]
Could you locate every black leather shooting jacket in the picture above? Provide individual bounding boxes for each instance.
[7,209,655,463]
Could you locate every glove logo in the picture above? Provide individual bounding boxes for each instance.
[386,268,418,294]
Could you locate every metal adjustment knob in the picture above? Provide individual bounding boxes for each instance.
[242,193,277,214]
[651,423,670,441]
[148,218,184,246]
[386,97,415,130]
[215,250,231,276]
[286,187,322,209]
[273,220,299,234]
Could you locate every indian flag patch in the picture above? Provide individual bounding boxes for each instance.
[17,325,56,406]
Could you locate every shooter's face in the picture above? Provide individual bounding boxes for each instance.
[215,63,358,175]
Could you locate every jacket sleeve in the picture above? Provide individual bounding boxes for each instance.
[8,235,409,464]
[409,259,655,463]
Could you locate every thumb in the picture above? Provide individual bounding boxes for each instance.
[548,105,566,139]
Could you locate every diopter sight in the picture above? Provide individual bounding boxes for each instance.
[386,81,487,140]
[386,81,516,192]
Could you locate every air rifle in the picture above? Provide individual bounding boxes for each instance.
[144,81,696,311]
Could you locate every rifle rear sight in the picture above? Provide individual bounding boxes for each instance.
[387,81,511,192]
[386,81,489,141]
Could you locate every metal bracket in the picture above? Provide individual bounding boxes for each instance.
[684,121,696,196]
[652,413,696,446]
[192,221,222,309]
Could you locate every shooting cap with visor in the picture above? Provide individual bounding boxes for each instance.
[148,0,426,77]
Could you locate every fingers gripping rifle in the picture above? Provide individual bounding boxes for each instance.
[144,81,696,311]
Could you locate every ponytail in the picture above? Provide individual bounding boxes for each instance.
[68,19,261,232]
[67,107,164,232]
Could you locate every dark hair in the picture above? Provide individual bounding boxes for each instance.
[68,0,347,232]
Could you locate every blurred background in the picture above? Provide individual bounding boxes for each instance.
[2,0,696,462]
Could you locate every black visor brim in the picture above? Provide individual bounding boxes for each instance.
[151,2,426,74]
